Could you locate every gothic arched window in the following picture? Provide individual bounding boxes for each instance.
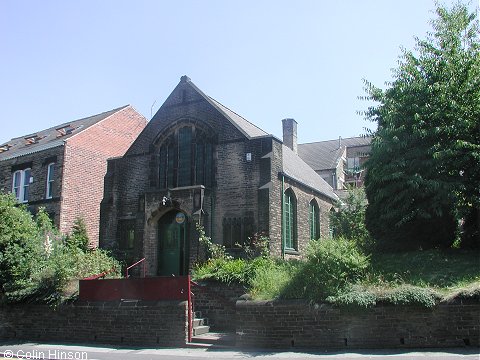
[158,124,214,189]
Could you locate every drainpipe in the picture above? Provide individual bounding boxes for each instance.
[281,174,285,259]
[211,191,215,240]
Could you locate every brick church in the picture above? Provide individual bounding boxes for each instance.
[100,76,338,276]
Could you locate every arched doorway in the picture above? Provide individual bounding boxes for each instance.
[157,210,188,276]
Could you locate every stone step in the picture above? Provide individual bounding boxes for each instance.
[191,332,235,346]
[193,317,208,327]
[193,325,210,336]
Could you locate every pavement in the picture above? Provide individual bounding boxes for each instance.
[0,341,479,360]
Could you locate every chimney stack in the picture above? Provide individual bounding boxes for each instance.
[282,118,298,154]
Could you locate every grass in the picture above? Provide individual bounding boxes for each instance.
[368,249,480,289]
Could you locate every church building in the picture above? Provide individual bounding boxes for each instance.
[99,76,338,276]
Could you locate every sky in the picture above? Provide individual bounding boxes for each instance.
[1,0,477,146]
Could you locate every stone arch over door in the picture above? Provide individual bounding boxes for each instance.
[157,210,189,276]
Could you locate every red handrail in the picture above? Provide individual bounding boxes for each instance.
[125,257,146,278]
[83,267,116,280]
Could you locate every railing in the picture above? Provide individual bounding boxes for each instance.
[125,257,146,278]
[82,267,116,280]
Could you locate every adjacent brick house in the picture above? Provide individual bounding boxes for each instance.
[298,136,371,190]
[100,76,338,275]
[0,106,147,247]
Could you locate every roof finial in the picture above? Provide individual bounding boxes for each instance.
[180,75,191,83]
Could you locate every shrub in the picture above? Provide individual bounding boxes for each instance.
[330,187,373,252]
[197,222,232,261]
[250,259,302,300]
[300,237,370,301]
[326,285,377,308]
[65,218,89,252]
[379,285,440,308]
[0,194,120,304]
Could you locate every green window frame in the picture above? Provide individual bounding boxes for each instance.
[309,200,320,240]
[284,189,297,250]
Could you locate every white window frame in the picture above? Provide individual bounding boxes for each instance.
[46,162,55,199]
[12,168,31,203]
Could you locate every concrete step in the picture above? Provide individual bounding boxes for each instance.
[193,318,208,327]
[191,332,235,346]
[193,325,210,336]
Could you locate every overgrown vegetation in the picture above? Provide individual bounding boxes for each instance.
[0,193,120,305]
[330,187,373,252]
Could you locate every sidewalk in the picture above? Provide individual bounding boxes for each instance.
[0,341,478,360]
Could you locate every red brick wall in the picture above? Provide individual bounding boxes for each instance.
[60,106,147,246]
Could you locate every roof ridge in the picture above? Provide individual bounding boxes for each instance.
[8,105,130,141]
[299,135,371,146]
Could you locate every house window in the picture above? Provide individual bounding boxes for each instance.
[284,189,297,250]
[12,168,31,203]
[118,220,135,250]
[46,163,55,199]
[309,200,320,240]
[223,217,254,249]
[158,125,214,189]
[347,157,360,171]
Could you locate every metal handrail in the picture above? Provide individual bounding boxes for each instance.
[83,267,116,280]
[125,257,146,278]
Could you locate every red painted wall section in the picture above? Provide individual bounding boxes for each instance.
[60,106,147,246]
[79,276,191,302]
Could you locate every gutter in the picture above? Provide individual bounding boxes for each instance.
[281,174,285,259]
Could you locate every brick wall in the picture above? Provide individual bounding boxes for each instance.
[61,106,146,246]
[0,146,65,226]
[236,299,480,349]
[0,300,188,347]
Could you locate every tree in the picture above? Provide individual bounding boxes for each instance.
[330,187,373,252]
[363,2,480,250]
[65,218,90,252]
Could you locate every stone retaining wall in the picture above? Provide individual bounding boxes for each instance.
[0,300,188,347]
[236,299,480,349]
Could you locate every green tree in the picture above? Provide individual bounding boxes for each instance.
[0,194,41,299]
[363,2,480,250]
[65,218,90,252]
[330,187,372,252]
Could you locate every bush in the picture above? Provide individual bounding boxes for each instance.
[326,285,377,308]
[330,187,373,251]
[250,258,302,300]
[379,285,440,308]
[65,218,89,251]
[0,194,120,304]
[301,237,370,301]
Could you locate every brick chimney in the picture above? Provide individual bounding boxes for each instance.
[282,118,298,154]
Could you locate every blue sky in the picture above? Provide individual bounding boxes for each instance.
[0,1,476,145]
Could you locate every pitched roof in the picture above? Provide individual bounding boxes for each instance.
[0,105,129,161]
[207,96,269,139]
[185,77,269,139]
[298,136,371,171]
[282,144,338,201]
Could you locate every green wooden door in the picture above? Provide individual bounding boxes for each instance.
[158,212,186,276]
